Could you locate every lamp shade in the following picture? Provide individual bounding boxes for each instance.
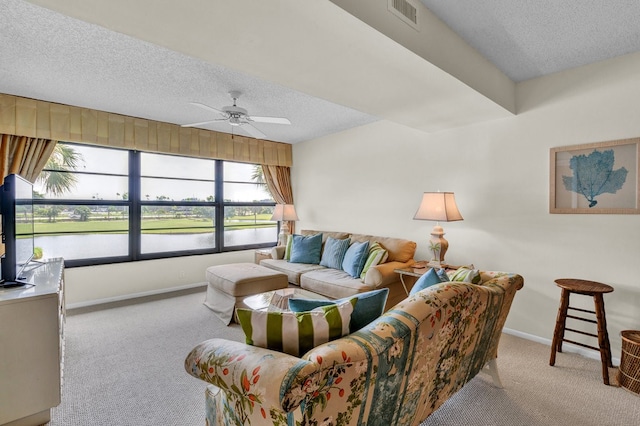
[413,192,463,222]
[270,204,299,221]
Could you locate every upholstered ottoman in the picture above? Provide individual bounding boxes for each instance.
[204,263,288,324]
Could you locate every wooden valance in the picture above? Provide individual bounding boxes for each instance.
[0,93,292,167]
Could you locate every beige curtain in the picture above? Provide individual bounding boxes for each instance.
[1,134,57,182]
[262,165,296,234]
[0,135,56,255]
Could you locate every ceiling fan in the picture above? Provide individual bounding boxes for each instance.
[181,91,291,139]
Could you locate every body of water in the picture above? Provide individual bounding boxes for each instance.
[34,227,277,261]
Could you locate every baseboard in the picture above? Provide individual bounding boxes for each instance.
[66,282,208,310]
[503,327,621,365]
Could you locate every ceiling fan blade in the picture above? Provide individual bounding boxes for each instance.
[181,119,226,128]
[247,115,291,125]
[189,102,225,115]
[241,123,267,139]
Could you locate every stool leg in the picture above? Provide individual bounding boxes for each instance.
[550,289,570,366]
[594,294,613,385]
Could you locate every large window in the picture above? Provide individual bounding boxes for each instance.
[33,143,277,266]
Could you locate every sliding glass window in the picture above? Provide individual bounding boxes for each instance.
[32,143,277,267]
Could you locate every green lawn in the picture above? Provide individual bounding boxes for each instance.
[33,215,275,235]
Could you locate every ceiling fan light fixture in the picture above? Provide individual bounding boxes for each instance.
[182,91,290,139]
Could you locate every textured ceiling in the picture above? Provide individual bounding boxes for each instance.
[0,0,378,144]
[2,0,640,145]
[419,0,640,82]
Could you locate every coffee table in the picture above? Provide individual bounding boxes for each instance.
[242,287,329,312]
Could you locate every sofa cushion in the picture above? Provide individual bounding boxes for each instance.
[290,233,323,264]
[409,268,442,296]
[259,259,325,285]
[235,298,356,356]
[350,233,416,263]
[289,288,388,333]
[448,267,481,284]
[300,268,374,299]
[319,236,350,269]
[342,241,370,278]
[359,242,389,279]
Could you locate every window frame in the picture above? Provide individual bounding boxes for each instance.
[33,143,277,267]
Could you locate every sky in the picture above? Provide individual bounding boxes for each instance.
[33,143,273,202]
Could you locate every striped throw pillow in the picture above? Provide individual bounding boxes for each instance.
[360,242,389,279]
[448,267,481,284]
[236,298,357,356]
[284,234,294,260]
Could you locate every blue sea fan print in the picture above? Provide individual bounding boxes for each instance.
[562,149,628,207]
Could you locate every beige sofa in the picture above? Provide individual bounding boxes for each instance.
[185,271,524,425]
[259,230,417,310]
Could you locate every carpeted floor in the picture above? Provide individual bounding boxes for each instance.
[48,288,640,426]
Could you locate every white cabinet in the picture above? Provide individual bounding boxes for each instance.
[0,259,64,426]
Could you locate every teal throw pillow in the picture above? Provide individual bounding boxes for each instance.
[288,288,389,333]
[236,298,356,356]
[289,233,323,264]
[409,268,442,296]
[436,268,450,282]
[320,237,350,269]
[342,241,370,278]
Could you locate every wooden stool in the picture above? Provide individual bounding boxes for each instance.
[549,278,614,385]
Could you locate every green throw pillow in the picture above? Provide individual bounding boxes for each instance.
[359,242,389,279]
[288,288,389,333]
[236,298,356,356]
[284,234,294,260]
[448,267,482,284]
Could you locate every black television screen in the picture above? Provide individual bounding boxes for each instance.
[1,174,35,287]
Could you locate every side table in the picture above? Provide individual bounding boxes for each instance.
[394,262,460,295]
[254,248,273,264]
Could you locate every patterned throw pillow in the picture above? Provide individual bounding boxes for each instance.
[359,242,389,279]
[319,237,350,269]
[289,233,323,264]
[342,241,370,278]
[436,268,450,282]
[236,299,356,356]
[448,267,482,284]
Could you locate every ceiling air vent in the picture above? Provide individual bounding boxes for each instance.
[388,0,418,30]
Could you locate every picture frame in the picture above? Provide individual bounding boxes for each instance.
[550,138,640,214]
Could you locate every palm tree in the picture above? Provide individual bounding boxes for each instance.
[38,143,84,196]
[252,165,266,188]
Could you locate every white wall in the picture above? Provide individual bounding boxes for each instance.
[292,52,640,359]
[64,251,252,308]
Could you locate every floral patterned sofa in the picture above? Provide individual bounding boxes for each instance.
[185,271,524,426]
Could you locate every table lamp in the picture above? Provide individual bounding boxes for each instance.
[270,204,299,246]
[413,192,463,267]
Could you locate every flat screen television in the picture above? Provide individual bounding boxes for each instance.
[1,174,35,287]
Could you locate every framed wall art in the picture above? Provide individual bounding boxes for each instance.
[550,138,640,214]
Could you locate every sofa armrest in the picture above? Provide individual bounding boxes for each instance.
[271,245,286,260]
[185,338,317,412]
[364,260,414,287]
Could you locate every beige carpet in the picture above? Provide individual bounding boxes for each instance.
[48,288,640,426]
